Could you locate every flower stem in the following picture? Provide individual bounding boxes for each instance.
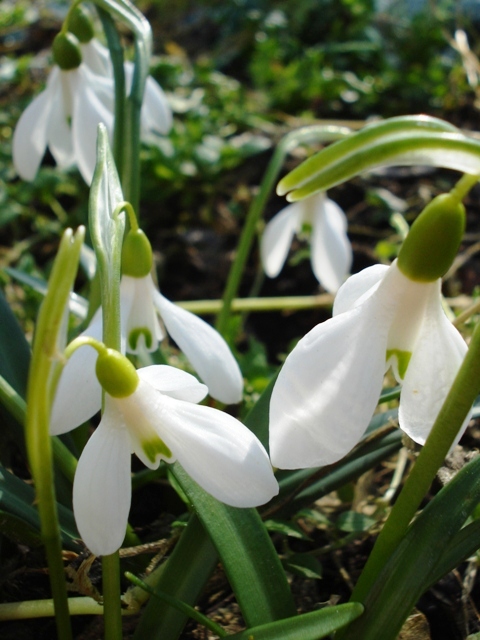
[25,228,85,640]
[102,552,123,639]
[347,319,480,607]
[215,124,350,336]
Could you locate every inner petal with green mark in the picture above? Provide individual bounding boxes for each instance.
[141,437,173,464]
[386,349,412,381]
[129,327,153,351]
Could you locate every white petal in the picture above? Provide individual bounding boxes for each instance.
[50,309,103,435]
[123,62,173,136]
[120,276,164,354]
[12,71,57,180]
[72,403,132,556]
[153,290,244,404]
[269,264,403,469]
[142,76,173,135]
[260,202,301,278]
[137,364,208,403]
[333,264,388,316]
[399,286,470,445]
[137,390,278,506]
[46,73,74,169]
[81,40,112,77]
[310,197,352,293]
[69,67,115,184]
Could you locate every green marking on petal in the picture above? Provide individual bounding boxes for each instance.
[386,349,412,380]
[128,328,153,351]
[142,438,173,463]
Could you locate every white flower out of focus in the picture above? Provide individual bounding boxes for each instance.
[68,353,278,556]
[260,192,352,293]
[12,29,172,184]
[269,191,471,470]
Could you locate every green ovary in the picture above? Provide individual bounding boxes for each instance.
[129,328,153,351]
[386,349,412,380]
[142,438,172,463]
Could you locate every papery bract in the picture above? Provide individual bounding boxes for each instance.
[260,192,352,293]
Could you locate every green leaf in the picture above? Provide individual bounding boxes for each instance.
[277,116,480,201]
[5,268,88,319]
[340,454,480,640]
[133,514,218,640]
[171,462,297,628]
[282,553,323,580]
[336,511,376,533]
[264,519,311,540]
[228,602,364,640]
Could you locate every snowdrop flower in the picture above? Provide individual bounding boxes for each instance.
[261,192,352,293]
[13,12,171,184]
[269,191,471,469]
[50,227,243,435]
[12,32,114,184]
[67,346,278,555]
[79,37,172,140]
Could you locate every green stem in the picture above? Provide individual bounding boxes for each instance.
[102,553,123,638]
[215,124,351,336]
[348,320,480,607]
[125,572,228,637]
[25,229,85,640]
[97,7,126,178]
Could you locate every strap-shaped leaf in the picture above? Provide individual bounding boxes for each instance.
[340,454,480,640]
[228,602,364,640]
[133,514,218,640]
[171,463,297,628]
[277,116,480,201]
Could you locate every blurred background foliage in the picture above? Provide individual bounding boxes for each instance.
[2,0,480,332]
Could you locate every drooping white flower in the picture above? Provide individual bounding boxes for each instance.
[50,274,244,436]
[71,362,278,556]
[80,39,172,139]
[269,260,470,469]
[13,37,172,184]
[13,62,114,184]
[120,274,244,404]
[260,192,352,293]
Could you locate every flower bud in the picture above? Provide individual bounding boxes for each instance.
[96,349,139,398]
[52,32,82,70]
[397,193,465,282]
[67,6,95,44]
[122,229,153,278]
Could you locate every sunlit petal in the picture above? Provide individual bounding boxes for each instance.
[333,264,388,316]
[72,403,132,556]
[310,197,352,292]
[269,265,403,469]
[260,203,301,278]
[46,74,74,169]
[50,309,103,435]
[80,39,111,77]
[153,290,244,404]
[142,75,173,135]
[399,285,470,445]
[147,394,278,506]
[70,67,114,184]
[12,74,56,180]
[137,364,208,403]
